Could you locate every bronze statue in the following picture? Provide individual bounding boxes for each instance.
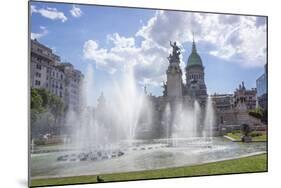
[169,41,181,62]
[167,54,172,61]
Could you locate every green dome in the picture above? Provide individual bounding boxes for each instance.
[187,41,203,67]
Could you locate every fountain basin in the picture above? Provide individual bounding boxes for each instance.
[31,137,266,178]
[57,150,125,162]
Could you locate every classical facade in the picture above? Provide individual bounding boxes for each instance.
[233,82,257,110]
[139,40,265,138]
[214,82,265,131]
[30,39,84,112]
[57,63,83,111]
[211,94,234,112]
[31,39,64,98]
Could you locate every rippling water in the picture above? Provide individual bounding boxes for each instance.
[31,137,267,178]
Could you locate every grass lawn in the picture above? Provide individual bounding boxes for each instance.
[226,132,267,142]
[252,134,267,141]
[30,154,267,187]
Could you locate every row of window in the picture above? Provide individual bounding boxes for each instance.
[35,80,40,86]
[35,63,83,84]
[51,89,63,98]
[36,64,64,80]
[34,56,52,66]
[51,71,64,80]
[47,69,64,80]
[189,74,202,80]
[36,47,52,57]
[51,84,63,90]
[35,72,41,78]
[51,80,63,87]
[37,71,64,81]
[44,82,63,90]
[36,64,42,70]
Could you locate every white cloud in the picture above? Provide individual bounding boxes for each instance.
[83,39,124,74]
[83,11,266,93]
[137,11,267,68]
[31,5,67,22]
[31,26,48,40]
[107,33,135,49]
[83,33,169,88]
[70,5,82,18]
[30,5,37,14]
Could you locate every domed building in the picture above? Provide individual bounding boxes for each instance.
[184,39,208,104]
[138,39,211,139]
[136,38,264,139]
[162,39,207,104]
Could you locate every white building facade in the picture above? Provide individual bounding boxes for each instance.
[30,39,83,111]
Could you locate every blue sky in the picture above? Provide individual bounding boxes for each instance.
[30,1,267,105]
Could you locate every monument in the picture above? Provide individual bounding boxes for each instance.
[163,39,207,102]
[166,41,183,98]
[134,39,214,139]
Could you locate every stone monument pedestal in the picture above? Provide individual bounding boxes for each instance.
[241,135,252,142]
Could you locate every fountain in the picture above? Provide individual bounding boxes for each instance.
[57,64,151,161]
[30,76,266,179]
[163,103,171,140]
[30,41,266,179]
[203,96,215,137]
[110,65,148,142]
[58,61,217,162]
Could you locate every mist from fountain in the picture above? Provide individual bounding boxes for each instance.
[162,97,216,148]
[62,62,216,162]
[163,103,171,140]
[63,63,151,156]
[170,100,201,139]
[203,96,216,138]
[65,64,108,152]
[110,66,148,143]
[194,100,202,137]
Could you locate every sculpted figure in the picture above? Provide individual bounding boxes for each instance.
[169,41,180,61]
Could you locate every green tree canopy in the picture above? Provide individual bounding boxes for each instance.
[248,107,264,119]
[31,88,64,126]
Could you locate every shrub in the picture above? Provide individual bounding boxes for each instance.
[33,139,45,145]
[248,107,264,119]
[250,132,263,137]
[231,130,240,134]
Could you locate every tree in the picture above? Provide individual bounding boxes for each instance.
[262,109,268,124]
[248,107,264,119]
[37,88,51,107]
[49,94,64,126]
[31,89,44,123]
[31,88,64,126]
